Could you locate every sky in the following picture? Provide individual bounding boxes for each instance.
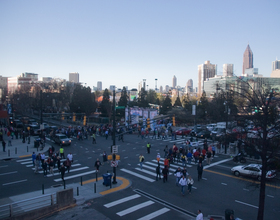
[1,0,280,91]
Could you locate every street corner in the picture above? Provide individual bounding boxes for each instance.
[99,176,131,196]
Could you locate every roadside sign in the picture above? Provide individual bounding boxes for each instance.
[108,155,112,160]
[112,145,118,153]
[111,161,118,167]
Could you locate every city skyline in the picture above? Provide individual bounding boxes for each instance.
[0,1,279,90]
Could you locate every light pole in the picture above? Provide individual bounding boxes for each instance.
[155,79,158,92]
[224,101,228,154]
[112,89,117,184]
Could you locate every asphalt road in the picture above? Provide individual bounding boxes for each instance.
[1,133,280,219]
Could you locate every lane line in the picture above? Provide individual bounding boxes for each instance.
[53,170,96,182]
[46,167,89,177]
[120,169,155,182]
[203,158,232,169]
[243,188,249,191]
[3,179,27,186]
[135,168,157,177]
[137,207,170,220]
[16,158,32,162]
[235,200,258,209]
[117,201,154,216]
[267,195,274,198]
[221,183,227,185]
[0,171,18,176]
[104,194,141,208]
[0,165,8,168]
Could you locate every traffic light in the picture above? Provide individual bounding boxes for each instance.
[147,118,150,128]
[73,113,76,122]
[172,115,175,126]
[83,116,86,125]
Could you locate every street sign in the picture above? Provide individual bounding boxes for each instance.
[111,161,118,167]
[112,145,118,153]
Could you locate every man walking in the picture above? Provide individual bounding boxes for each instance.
[147,142,151,154]
[196,210,203,220]
[95,158,101,172]
[197,163,203,181]
[139,154,145,169]
[187,176,194,194]
[60,147,65,159]
[179,175,187,196]
[60,164,66,181]
[174,167,182,186]
[156,164,161,181]
[162,166,169,183]
[2,140,6,152]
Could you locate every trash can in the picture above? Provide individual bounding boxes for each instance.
[225,209,234,220]
[102,173,112,186]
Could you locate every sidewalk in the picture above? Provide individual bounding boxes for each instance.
[0,135,52,161]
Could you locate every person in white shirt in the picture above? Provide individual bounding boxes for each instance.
[67,153,73,162]
[196,209,203,220]
[179,175,187,196]
[187,176,194,194]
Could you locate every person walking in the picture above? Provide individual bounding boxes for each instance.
[196,210,203,220]
[8,136,12,146]
[67,152,73,163]
[156,164,161,181]
[34,156,40,174]
[139,154,145,169]
[146,142,151,154]
[206,150,212,165]
[2,140,6,152]
[187,151,193,165]
[174,167,182,186]
[60,164,66,181]
[65,158,71,173]
[197,163,203,181]
[92,133,96,144]
[42,160,48,177]
[59,147,65,159]
[187,176,194,194]
[49,159,54,175]
[94,158,101,172]
[156,153,161,164]
[179,175,187,196]
[32,152,36,166]
[57,156,61,172]
[162,166,169,183]
[163,145,168,157]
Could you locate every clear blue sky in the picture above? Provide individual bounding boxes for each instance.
[1,0,279,91]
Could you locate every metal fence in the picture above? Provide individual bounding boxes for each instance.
[0,193,56,219]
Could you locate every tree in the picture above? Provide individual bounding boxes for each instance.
[182,94,192,112]
[118,87,129,107]
[197,91,208,120]
[160,95,172,115]
[100,89,112,117]
[230,78,280,220]
[174,96,182,107]
[137,88,149,107]
[146,90,157,104]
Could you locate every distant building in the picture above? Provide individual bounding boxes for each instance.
[272,59,280,71]
[40,77,53,82]
[8,72,38,94]
[109,85,116,91]
[159,86,163,93]
[172,75,177,88]
[245,68,259,76]
[198,60,217,95]
[242,44,253,76]
[69,72,79,83]
[223,64,234,77]
[165,85,169,93]
[97,81,102,91]
[186,79,193,93]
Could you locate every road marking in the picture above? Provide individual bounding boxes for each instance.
[0,171,18,176]
[137,207,170,220]
[120,169,155,182]
[203,158,232,169]
[117,201,154,216]
[267,195,274,198]
[243,188,249,191]
[221,183,227,185]
[88,157,92,159]
[3,179,27,186]
[53,170,96,182]
[204,169,280,189]
[235,200,258,209]
[122,150,126,152]
[19,154,31,158]
[104,194,141,208]
[124,157,128,159]
[202,178,207,180]
[128,164,131,166]
[135,168,157,177]
[21,161,32,165]
[192,186,197,189]
[0,165,8,168]
[146,161,176,172]
[46,167,89,177]
[32,164,81,173]
[16,158,31,162]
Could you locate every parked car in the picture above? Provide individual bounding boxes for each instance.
[231,164,276,181]
[210,127,226,140]
[190,127,203,136]
[196,129,211,139]
[54,134,71,146]
[206,123,216,131]
[175,127,191,136]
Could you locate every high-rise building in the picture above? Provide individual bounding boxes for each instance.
[172,75,177,88]
[69,72,79,83]
[109,85,115,91]
[159,86,163,93]
[198,60,217,95]
[272,59,280,71]
[185,79,193,93]
[223,64,234,77]
[97,81,102,91]
[242,44,253,76]
[165,85,169,93]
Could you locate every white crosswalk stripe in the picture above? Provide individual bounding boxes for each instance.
[104,194,170,219]
[120,168,155,182]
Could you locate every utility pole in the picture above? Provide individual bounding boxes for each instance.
[112,89,117,184]
[40,90,43,125]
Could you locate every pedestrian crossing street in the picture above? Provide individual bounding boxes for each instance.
[103,193,171,219]
[16,158,96,182]
[120,158,196,183]
[148,135,205,146]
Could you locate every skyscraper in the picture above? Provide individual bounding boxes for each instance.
[69,72,79,83]
[242,44,253,76]
[272,59,280,71]
[223,64,234,77]
[198,60,217,95]
[97,81,102,91]
[172,75,177,88]
[186,79,193,93]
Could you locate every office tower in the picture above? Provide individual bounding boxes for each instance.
[97,81,102,91]
[223,64,234,77]
[186,79,193,93]
[159,86,163,93]
[69,72,79,83]
[172,75,177,88]
[143,79,146,90]
[272,59,280,71]
[242,44,253,76]
[109,85,115,91]
[198,60,217,95]
[165,85,169,92]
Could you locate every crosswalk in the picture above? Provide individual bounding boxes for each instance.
[103,193,171,219]
[147,135,205,146]
[16,158,96,182]
[120,158,196,183]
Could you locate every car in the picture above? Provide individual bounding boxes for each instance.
[206,123,216,131]
[54,134,71,146]
[231,164,276,181]
[190,127,203,136]
[175,128,191,136]
[195,129,211,139]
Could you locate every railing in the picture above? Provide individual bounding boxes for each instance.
[0,193,56,219]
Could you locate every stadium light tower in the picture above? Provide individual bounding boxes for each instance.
[155,79,158,91]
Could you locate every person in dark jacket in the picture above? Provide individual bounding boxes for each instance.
[95,158,101,172]
[156,164,161,181]
[42,160,48,177]
[197,163,203,181]
[162,166,169,183]
[60,164,66,181]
